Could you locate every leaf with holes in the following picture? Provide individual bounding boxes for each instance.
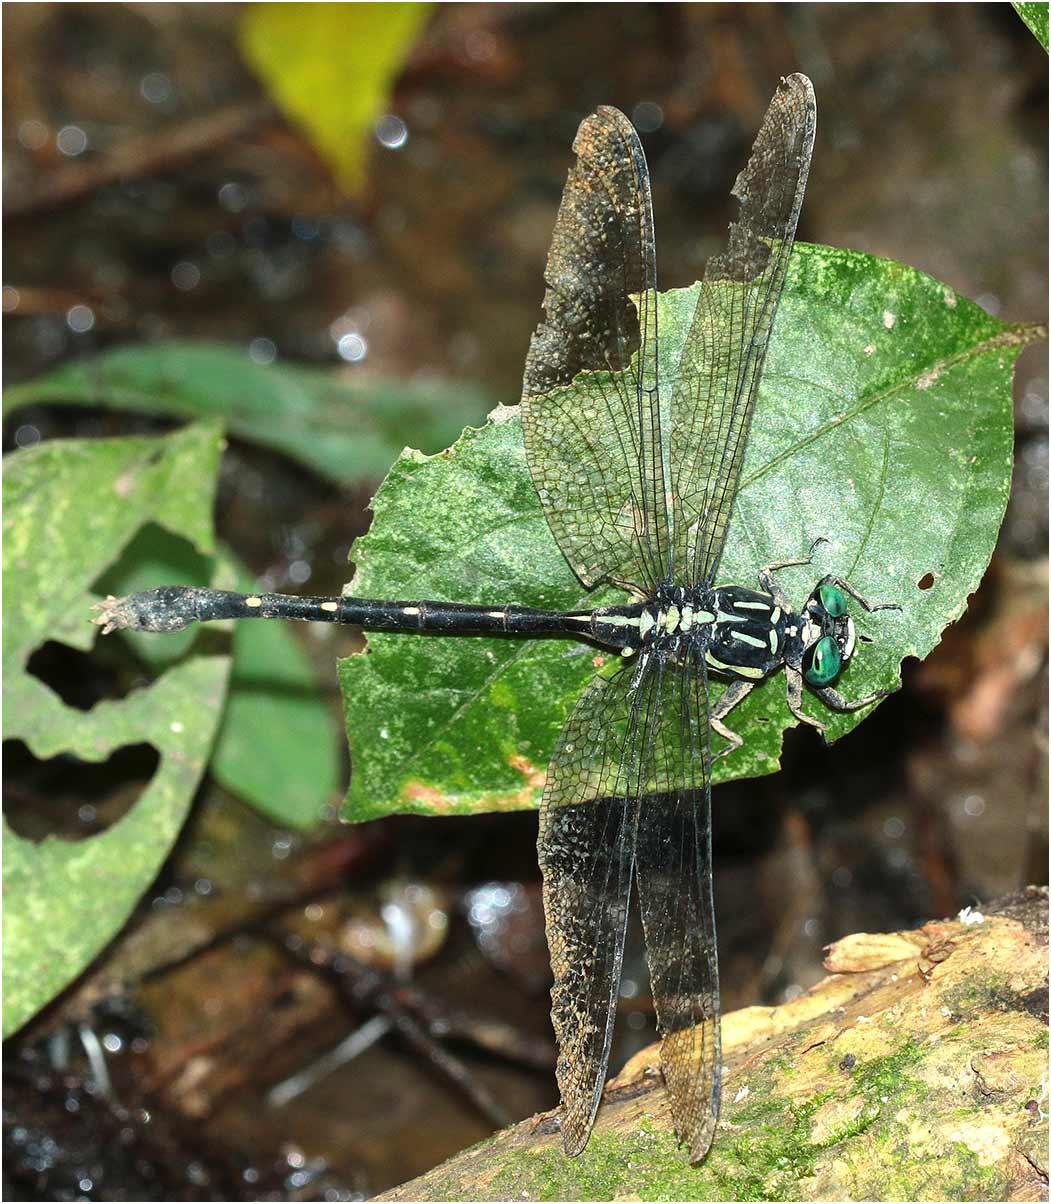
[340,244,1043,820]
[95,527,341,831]
[2,425,230,1037]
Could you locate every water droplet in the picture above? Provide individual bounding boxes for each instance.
[140,72,173,105]
[374,114,408,149]
[218,181,247,212]
[171,261,200,291]
[337,332,368,362]
[18,119,49,150]
[248,336,276,365]
[66,304,95,333]
[632,101,663,133]
[56,125,88,157]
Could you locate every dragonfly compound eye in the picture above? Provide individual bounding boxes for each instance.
[803,634,842,686]
[817,583,847,618]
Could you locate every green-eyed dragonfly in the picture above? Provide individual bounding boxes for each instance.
[96,74,897,1161]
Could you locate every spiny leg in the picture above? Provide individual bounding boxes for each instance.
[816,574,901,614]
[784,666,829,738]
[812,682,897,712]
[709,679,754,758]
[756,538,829,602]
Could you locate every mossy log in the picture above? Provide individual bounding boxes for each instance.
[379,888,1048,1202]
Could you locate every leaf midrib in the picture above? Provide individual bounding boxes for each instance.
[741,322,1044,492]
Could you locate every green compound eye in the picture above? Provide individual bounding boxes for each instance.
[818,584,847,618]
[804,635,842,686]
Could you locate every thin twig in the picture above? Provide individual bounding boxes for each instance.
[4,100,275,220]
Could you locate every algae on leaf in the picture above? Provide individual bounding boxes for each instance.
[340,244,1042,822]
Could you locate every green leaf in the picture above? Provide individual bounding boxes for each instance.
[97,527,340,831]
[2,426,230,1037]
[212,561,341,829]
[239,2,431,194]
[340,244,1042,821]
[341,412,612,821]
[1013,2,1049,50]
[3,341,490,487]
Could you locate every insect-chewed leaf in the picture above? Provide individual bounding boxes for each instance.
[2,426,229,1038]
[340,243,1037,821]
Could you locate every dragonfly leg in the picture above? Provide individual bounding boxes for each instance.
[710,679,755,757]
[756,539,828,601]
[785,665,830,738]
[816,574,901,614]
[812,682,898,712]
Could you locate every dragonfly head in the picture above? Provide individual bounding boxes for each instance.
[800,582,856,688]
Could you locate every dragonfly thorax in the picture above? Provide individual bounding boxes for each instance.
[586,577,864,694]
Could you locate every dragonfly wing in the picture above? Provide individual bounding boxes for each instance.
[537,662,660,1154]
[671,73,816,587]
[522,107,670,594]
[635,659,719,1160]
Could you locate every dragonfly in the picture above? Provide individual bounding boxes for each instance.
[96,74,897,1161]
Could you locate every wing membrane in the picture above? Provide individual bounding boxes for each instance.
[537,664,660,1153]
[671,74,816,586]
[635,659,719,1160]
[521,107,670,594]
[539,658,718,1158]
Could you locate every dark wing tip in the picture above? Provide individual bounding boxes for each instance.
[572,104,638,157]
[559,1109,593,1158]
[686,1112,719,1164]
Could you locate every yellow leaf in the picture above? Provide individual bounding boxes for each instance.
[239,2,431,194]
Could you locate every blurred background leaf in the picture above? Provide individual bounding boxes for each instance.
[239,1,432,194]
[4,341,491,486]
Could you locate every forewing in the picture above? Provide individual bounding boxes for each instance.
[671,73,816,587]
[537,662,659,1154]
[522,107,670,594]
[635,659,720,1161]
